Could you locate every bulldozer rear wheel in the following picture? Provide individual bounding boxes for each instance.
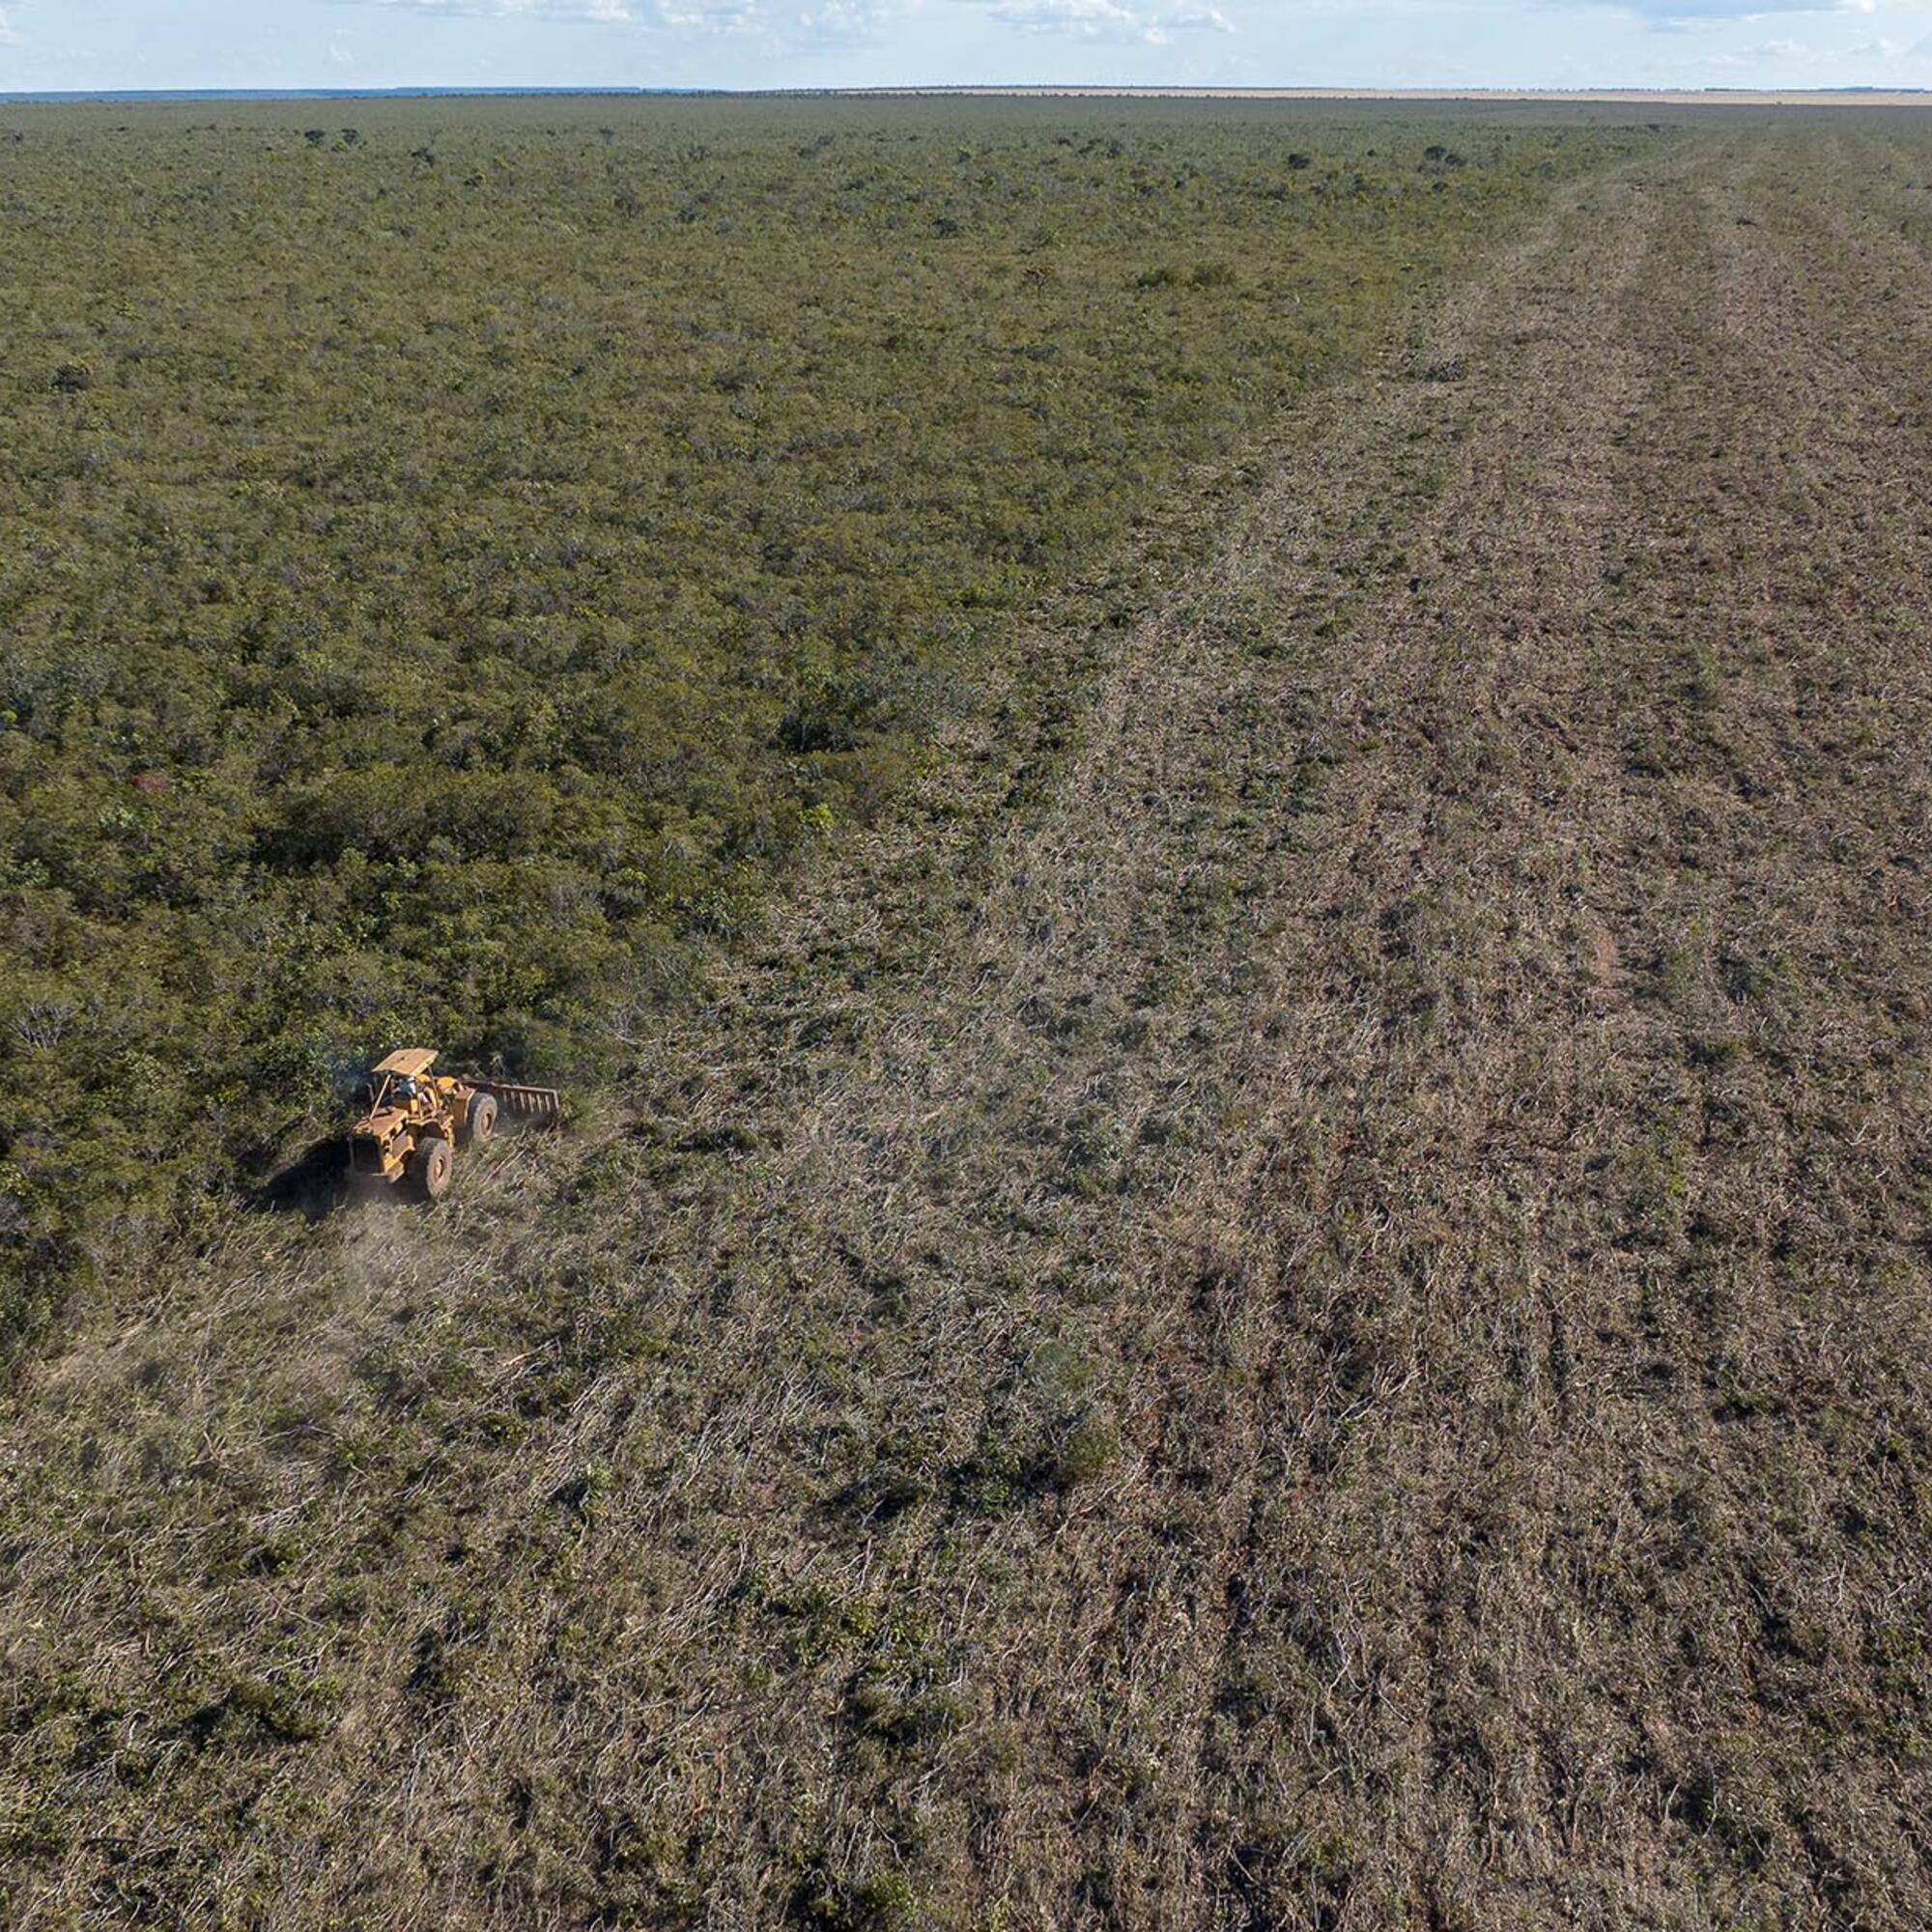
[467,1093,498,1147]
[412,1135,453,1202]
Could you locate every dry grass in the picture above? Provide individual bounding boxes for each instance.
[4,123,1932,1929]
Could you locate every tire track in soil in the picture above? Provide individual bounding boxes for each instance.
[1070,186,1661,1932]
[1170,181,1685,1932]
[1179,140,1932,1932]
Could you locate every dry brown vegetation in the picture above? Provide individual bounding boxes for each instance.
[5,117,1932,1929]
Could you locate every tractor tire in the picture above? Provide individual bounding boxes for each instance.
[467,1093,498,1147]
[412,1135,453,1202]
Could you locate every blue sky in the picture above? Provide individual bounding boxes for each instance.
[0,0,1927,93]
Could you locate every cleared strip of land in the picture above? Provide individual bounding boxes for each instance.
[838,88,1932,106]
[4,127,1931,1929]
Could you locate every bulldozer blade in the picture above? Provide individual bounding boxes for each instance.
[475,1081,562,1122]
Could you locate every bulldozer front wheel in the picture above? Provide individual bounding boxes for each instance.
[467,1093,498,1147]
[412,1135,453,1202]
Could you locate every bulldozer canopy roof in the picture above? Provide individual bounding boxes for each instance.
[373,1047,439,1078]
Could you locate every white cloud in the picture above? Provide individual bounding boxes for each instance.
[793,0,905,46]
[339,0,929,46]
[0,8,16,43]
[339,0,640,19]
[651,0,762,26]
[338,0,1235,43]
[988,0,1133,28]
[1609,0,1923,22]
[983,0,1232,41]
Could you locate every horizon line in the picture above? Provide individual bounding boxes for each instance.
[2,83,1930,104]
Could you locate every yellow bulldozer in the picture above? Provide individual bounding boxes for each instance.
[347,1048,559,1201]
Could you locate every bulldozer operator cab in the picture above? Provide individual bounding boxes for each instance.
[355,1071,409,1124]
[365,1048,438,1114]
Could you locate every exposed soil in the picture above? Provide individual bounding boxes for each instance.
[4,128,1930,1930]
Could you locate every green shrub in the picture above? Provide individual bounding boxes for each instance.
[0,99,1635,1348]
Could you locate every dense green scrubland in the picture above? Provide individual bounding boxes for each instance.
[0,100,1635,1343]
